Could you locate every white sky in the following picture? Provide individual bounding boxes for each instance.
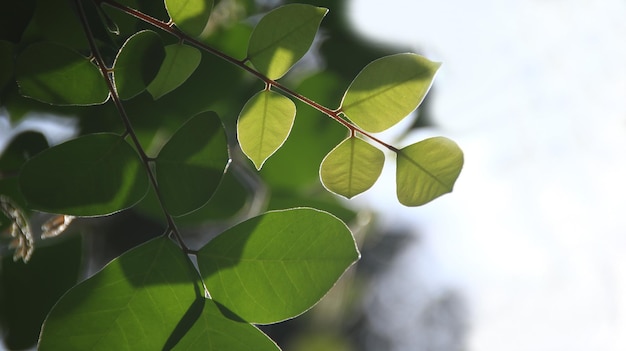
[349,0,626,350]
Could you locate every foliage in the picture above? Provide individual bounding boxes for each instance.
[0,0,464,349]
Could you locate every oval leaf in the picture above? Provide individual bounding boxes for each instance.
[147,43,202,100]
[38,237,200,350]
[340,53,441,133]
[197,208,360,324]
[320,136,384,199]
[237,90,296,170]
[113,30,165,100]
[156,111,229,216]
[165,0,213,37]
[396,137,464,206]
[19,133,148,216]
[247,4,327,80]
[173,299,280,351]
[15,42,109,105]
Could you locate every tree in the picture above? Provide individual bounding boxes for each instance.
[0,0,463,349]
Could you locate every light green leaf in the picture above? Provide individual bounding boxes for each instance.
[15,42,109,106]
[155,111,229,217]
[19,133,148,216]
[147,43,202,100]
[237,90,296,170]
[172,299,280,351]
[165,0,213,37]
[396,137,464,206]
[113,30,165,100]
[198,208,359,324]
[38,237,200,350]
[320,137,384,199]
[247,4,327,80]
[340,53,441,133]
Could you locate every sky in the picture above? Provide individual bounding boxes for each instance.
[349,0,626,350]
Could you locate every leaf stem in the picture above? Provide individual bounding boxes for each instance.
[77,0,190,252]
[97,0,400,153]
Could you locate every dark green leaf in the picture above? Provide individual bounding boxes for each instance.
[113,30,165,100]
[198,208,359,324]
[15,42,109,106]
[38,237,201,350]
[156,111,229,216]
[1,235,81,350]
[172,299,280,350]
[165,0,214,37]
[147,43,201,100]
[320,137,384,199]
[33,0,88,51]
[237,90,296,170]
[19,133,148,216]
[247,4,327,80]
[396,137,464,206]
[340,53,441,132]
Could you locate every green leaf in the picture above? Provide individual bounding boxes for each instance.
[15,42,109,106]
[237,90,296,170]
[38,237,201,350]
[156,111,229,217]
[0,40,14,92]
[320,137,384,199]
[340,53,441,133]
[1,235,82,350]
[113,30,165,100]
[33,0,88,51]
[165,0,214,37]
[147,43,201,100]
[247,4,327,80]
[198,208,359,324]
[172,299,280,350]
[19,133,148,216]
[396,137,464,206]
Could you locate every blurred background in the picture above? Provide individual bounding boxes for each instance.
[1,0,625,350]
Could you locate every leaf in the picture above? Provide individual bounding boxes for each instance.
[247,4,327,80]
[396,137,464,206]
[19,133,148,216]
[340,53,441,133]
[1,235,81,350]
[33,0,89,51]
[172,299,280,351]
[15,42,109,106]
[147,43,202,100]
[320,137,384,199]
[155,111,229,216]
[237,90,296,170]
[165,0,214,37]
[113,30,165,100]
[38,237,201,350]
[197,208,359,324]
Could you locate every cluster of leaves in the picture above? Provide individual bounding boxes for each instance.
[0,0,463,349]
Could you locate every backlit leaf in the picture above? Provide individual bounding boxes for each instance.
[247,4,327,80]
[165,0,213,37]
[396,137,463,206]
[172,299,280,351]
[320,137,384,199]
[156,111,229,216]
[113,30,165,100]
[237,90,296,170]
[19,133,148,216]
[340,53,440,133]
[38,237,200,350]
[15,42,109,106]
[198,208,359,324]
[147,43,201,100]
